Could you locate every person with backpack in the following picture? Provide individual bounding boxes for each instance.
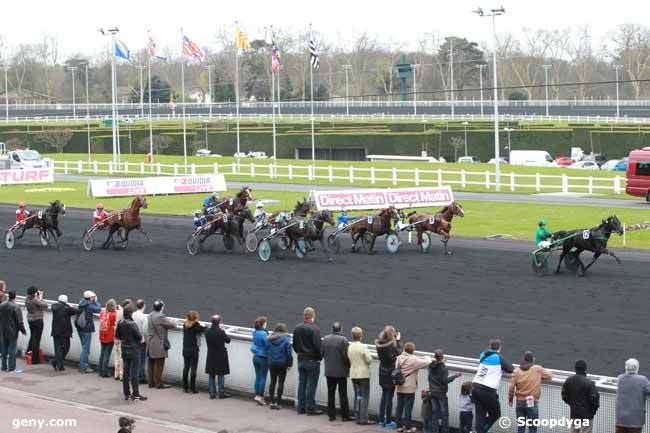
[267,323,293,409]
[76,291,101,374]
[395,342,431,433]
[472,339,514,433]
[98,299,118,378]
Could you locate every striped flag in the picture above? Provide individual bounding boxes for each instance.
[148,33,168,61]
[271,34,281,73]
[114,39,130,60]
[236,28,250,51]
[182,35,205,63]
[309,36,319,70]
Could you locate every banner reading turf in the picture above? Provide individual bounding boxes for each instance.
[89,174,227,198]
[311,186,454,211]
[0,167,54,185]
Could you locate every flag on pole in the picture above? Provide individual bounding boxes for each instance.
[182,35,205,62]
[236,27,250,51]
[309,36,320,70]
[115,39,130,60]
[148,34,168,60]
[271,34,282,73]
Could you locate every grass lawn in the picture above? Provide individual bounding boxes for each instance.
[46,153,630,199]
[2,181,649,249]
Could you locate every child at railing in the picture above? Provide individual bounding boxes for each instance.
[459,381,474,433]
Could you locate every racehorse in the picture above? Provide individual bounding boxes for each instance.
[553,215,624,276]
[350,206,401,254]
[16,200,66,247]
[212,186,254,214]
[268,198,313,222]
[101,196,151,249]
[407,201,465,255]
[284,210,336,261]
[223,207,255,248]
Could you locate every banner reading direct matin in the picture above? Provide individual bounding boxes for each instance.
[312,186,454,211]
[89,174,227,198]
[0,168,54,185]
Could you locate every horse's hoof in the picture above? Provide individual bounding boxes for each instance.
[327,257,333,262]
[446,251,453,255]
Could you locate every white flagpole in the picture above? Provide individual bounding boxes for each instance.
[272,59,277,160]
[147,31,154,166]
[110,33,117,163]
[309,24,315,164]
[181,28,188,172]
[235,22,241,167]
[277,67,281,116]
[114,52,121,163]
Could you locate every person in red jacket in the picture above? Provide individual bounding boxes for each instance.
[92,203,109,227]
[98,299,118,378]
[15,202,31,224]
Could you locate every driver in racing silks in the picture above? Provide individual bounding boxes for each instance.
[15,202,31,224]
[254,202,267,227]
[336,207,356,230]
[193,209,208,230]
[92,203,109,228]
[203,192,221,215]
[535,219,553,248]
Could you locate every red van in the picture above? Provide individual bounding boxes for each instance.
[626,147,650,200]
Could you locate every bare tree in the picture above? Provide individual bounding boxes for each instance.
[35,129,73,153]
[138,135,171,155]
[449,136,465,162]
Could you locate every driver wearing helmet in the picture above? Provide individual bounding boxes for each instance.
[193,209,208,229]
[15,202,31,224]
[254,202,267,227]
[203,192,220,214]
[93,203,108,227]
[337,207,356,230]
[536,219,553,248]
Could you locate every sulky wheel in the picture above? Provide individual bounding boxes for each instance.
[245,232,259,253]
[294,238,307,259]
[223,234,235,252]
[327,233,341,255]
[386,233,400,254]
[5,230,15,250]
[531,251,551,275]
[418,232,431,253]
[258,239,272,262]
[186,235,201,256]
[82,230,94,252]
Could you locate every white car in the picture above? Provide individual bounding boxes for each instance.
[488,157,509,164]
[233,152,248,158]
[457,156,480,163]
[249,151,268,159]
[195,149,212,157]
[568,160,600,170]
[600,159,621,171]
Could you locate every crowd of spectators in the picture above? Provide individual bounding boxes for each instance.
[1,280,650,433]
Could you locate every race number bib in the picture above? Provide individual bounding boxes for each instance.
[582,230,590,240]
[223,214,228,223]
[299,220,304,230]
[229,199,234,206]
[367,216,374,224]
[429,217,436,225]
[526,395,535,408]
[37,211,43,219]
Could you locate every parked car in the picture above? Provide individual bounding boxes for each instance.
[555,156,575,167]
[626,147,650,200]
[195,148,212,157]
[612,159,628,172]
[488,157,509,164]
[249,151,268,159]
[509,150,556,167]
[600,159,621,171]
[233,152,248,158]
[568,160,600,170]
[457,156,480,163]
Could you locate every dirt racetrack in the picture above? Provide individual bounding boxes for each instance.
[2,205,648,376]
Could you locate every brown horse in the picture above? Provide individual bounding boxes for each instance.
[101,196,151,249]
[407,201,465,255]
[215,186,254,214]
[268,198,313,222]
[350,206,401,254]
[284,210,336,261]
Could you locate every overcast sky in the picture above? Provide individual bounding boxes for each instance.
[1,0,645,58]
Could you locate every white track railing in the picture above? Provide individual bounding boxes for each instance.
[52,160,626,195]
[11,297,646,433]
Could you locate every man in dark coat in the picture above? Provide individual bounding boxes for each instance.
[425,349,462,433]
[50,294,78,371]
[293,306,323,415]
[146,300,177,388]
[320,321,352,421]
[0,291,27,372]
[205,314,232,399]
[562,360,600,432]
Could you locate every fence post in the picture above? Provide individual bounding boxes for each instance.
[308,165,314,181]
[392,168,397,186]
[485,171,490,189]
[250,163,255,178]
[288,164,293,180]
[349,166,354,184]
[191,163,196,176]
[232,162,237,175]
[125,162,129,174]
[588,177,593,194]
[140,162,145,174]
[64,160,69,174]
[269,163,274,179]
[414,168,419,186]
[174,164,178,176]
[370,167,376,185]
[157,162,161,175]
[213,162,219,174]
[614,176,622,194]
[535,173,541,192]
[108,161,112,175]
[94,160,98,174]
[461,170,466,189]
[562,174,568,193]
[438,169,443,187]
[510,172,515,192]
[328,166,333,182]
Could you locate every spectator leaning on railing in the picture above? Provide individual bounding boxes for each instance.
[348,326,374,426]
[423,349,462,433]
[267,322,292,409]
[132,299,148,384]
[375,325,402,429]
[320,321,352,422]
[98,299,117,378]
[25,286,48,365]
[204,314,232,400]
[0,280,7,303]
[251,316,270,406]
[615,358,650,433]
[50,294,78,371]
[293,306,323,416]
[115,304,147,402]
[508,351,553,433]
[395,341,431,433]
[0,291,26,373]
[146,299,177,389]
[113,299,132,381]
[561,360,600,433]
[75,290,101,374]
[182,310,206,394]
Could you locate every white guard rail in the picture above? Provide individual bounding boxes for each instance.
[11,297,648,433]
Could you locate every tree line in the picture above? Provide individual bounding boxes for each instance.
[1,24,650,105]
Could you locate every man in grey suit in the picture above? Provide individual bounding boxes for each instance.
[320,321,353,422]
[146,300,177,388]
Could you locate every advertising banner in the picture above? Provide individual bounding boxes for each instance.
[0,168,54,185]
[312,186,454,210]
[89,174,227,198]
